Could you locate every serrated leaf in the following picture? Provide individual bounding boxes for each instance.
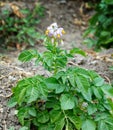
[55,84,66,94]
[46,98,60,110]
[7,97,17,108]
[38,83,48,99]
[75,75,91,101]
[75,74,90,92]
[98,121,109,130]
[68,115,81,130]
[60,94,75,110]
[94,77,104,86]
[101,84,113,98]
[44,77,59,90]
[26,86,39,103]
[17,108,28,125]
[66,122,73,130]
[49,110,62,123]
[18,87,27,105]
[54,118,65,130]
[37,111,49,123]
[70,48,86,56]
[82,119,96,130]
[95,113,109,121]
[92,86,102,99]
[68,74,75,87]
[28,108,37,117]
[87,104,97,115]
[18,49,37,62]
[82,89,92,101]
[43,52,53,67]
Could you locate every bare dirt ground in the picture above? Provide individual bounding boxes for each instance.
[0,0,113,129]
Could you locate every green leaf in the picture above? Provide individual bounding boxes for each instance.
[49,110,62,123]
[83,38,96,48]
[17,108,29,125]
[87,104,97,115]
[7,97,17,108]
[68,115,81,130]
[38,83,48,99]
[75,75,91,101]
[26,86,39,103]
[98,121,109,130]
[66,122,73,130]
[60,94,75,110]
[18,49,37,62]
[105,118,113,127]
[83,27,95,37]
[92,86,102,99]
[100,31,110,37]
[28,38,34,46]
[18,87,27,105]
[55,84,66,94]
[54,118,65,130]
[101,84,113,98]
[95,113,110,121]
[94,77,104,86]
[37,111,49,123]
[70,48,86,56]
[28,108,37,117]
[43,52,53,67]
[44,77,59,90]
[82,119,96,130]
[46,97,60,110]
[75,74,90,92]
[105,37,113,44]
[82,89,92,102]
[68,74,75,87]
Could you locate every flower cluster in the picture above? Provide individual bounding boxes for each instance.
[45,23,65,39]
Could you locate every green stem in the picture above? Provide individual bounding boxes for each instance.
[53,40,59,74]
[63,110,68,126]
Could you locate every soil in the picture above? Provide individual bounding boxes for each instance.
[0,0,113,130]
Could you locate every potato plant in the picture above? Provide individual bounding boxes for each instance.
[8,23,113,130]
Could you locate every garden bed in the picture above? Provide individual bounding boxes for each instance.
[0,0,113,129]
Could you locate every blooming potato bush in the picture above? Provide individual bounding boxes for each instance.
[8,23,113,130]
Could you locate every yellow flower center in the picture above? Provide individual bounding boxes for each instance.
[45,30,49,35]
[57,34,61,38]
[62,30,66,34]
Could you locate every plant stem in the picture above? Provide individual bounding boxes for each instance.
[63,110,68,126]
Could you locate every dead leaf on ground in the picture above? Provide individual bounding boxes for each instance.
[11,4,24,18]
[74,18,86,26]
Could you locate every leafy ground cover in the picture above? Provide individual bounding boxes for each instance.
[0,0,113,130]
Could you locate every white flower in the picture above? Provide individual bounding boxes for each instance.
[45,23,65,39]
[50,23,58,29]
